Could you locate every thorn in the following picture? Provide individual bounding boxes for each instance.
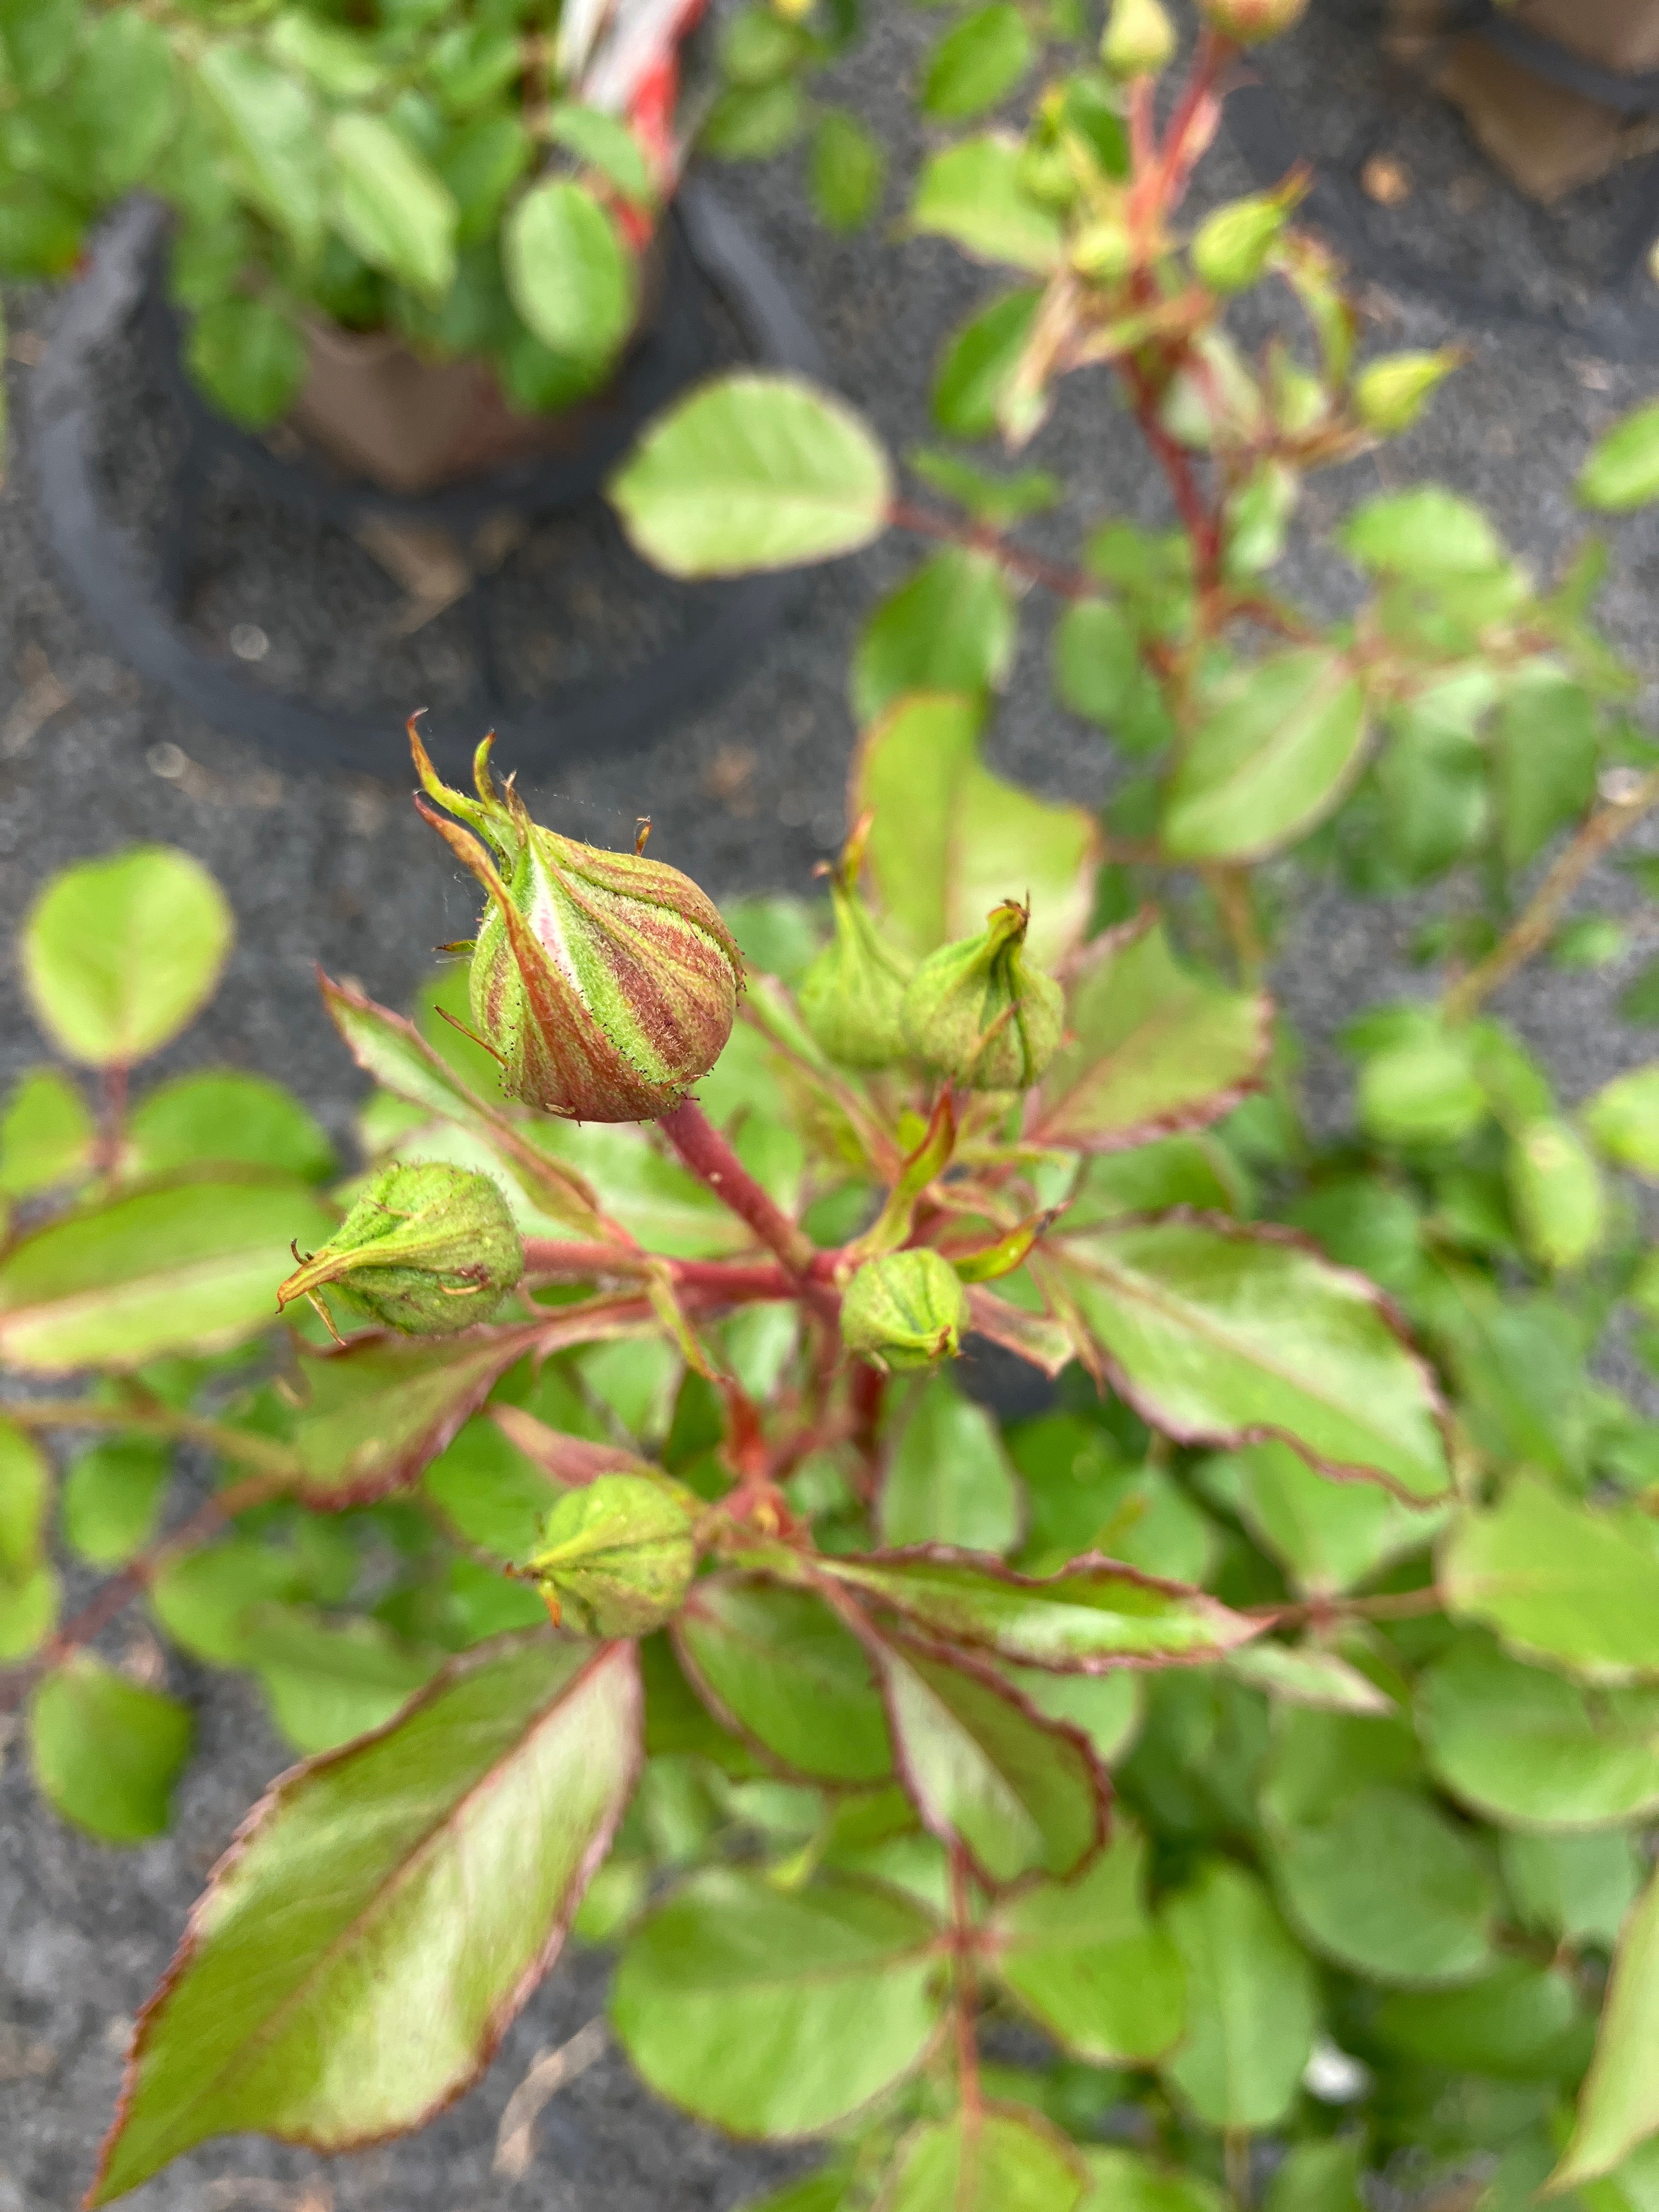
[635,816,652,854]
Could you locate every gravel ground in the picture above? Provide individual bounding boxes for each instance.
[7,7,1659,2209]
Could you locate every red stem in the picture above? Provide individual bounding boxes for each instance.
[520,1241,797,1302]
[656,1098,822,1282]
[888,500,1095,603]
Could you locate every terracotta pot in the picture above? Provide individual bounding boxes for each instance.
[1391,0,1659,201]
[287,235,670,496]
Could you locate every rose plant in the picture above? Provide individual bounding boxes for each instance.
[8,2,1659,2208]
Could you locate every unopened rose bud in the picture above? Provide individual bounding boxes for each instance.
[528,1472,697,1636]
[277,1162,523,1337]
[840,1248,969,1372]
[1101,0,1176,77]
[1191,180,1302,294]
[902,899,1063,1092]
[1352,348,1462,436]
[1198,0,1308,42]
[410,718,742,1124]
[798,814,911,1069]
[1071,215,1134,283]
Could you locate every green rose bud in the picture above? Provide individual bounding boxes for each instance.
[840,1248,970,1373]
[1070,215,1135,284]
[277,1162,523,1338]
[1101,0,1176,77]
[798,813,911,1069]
[1190,183,1301,295]
[528,1472,698,1637]
[1352,348,1463,436]
[902,899,1063,1092]
[410,717,742,1124]
[1198,0,1308,42]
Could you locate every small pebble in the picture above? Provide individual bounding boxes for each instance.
[229,623,269,662]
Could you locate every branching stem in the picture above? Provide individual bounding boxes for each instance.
[656,1098,824,1284]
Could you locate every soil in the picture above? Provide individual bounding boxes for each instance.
[5,4,1659,2208]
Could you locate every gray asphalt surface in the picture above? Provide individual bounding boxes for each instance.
[5,8,1659,2210]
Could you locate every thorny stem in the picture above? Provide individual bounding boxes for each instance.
[0,1471,286,1714]
[1443,765,1659,1019]
[656,1097,822,1281]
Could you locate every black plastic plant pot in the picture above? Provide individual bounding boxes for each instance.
[1226,0,1659,359]
[30,183,823,785]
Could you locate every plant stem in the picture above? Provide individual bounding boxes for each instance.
[1442,765,1659,1020]
[518,1240,797,1303]
[0,1398,299,1477]
[656,1098,821,1279]
[0,1470,285,1715]
[887,499,1097,603]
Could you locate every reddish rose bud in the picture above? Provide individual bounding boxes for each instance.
[410,718,742,1124]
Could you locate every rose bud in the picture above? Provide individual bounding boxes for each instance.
[1101,0,1176,78]
[1198,0,1308,42]
[276,1161,523,1338]
[902,898,1063,1092]
[798,812,911,1069]
[840,1248,970,1372]
[528,1472,698,1637]
[410,718,742,1123]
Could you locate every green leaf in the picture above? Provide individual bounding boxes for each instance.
[870,1630,1105,1884]
[1161,650,1368,863]
[1082,2149,1225,2212]
[932,287,1041,438]
[80,8,178,192]
[1440,1475,1659,1684]
[329,112,457,302]
[1030,912,1269,1153]
[1423,1634,1659,1830]
[22,848,233,1069]
[150,1537,303,1665]
[187,297,307,430]
[701,80,805,159]
[674,1576,891,1782]
[921,4,1034,121]
[1492,671,1598,871]
[1005,1664,1143,1764]
[1506,1116,1606,1270]
[61,1436,170,1567]
[323,974,600,1234]
[0,1413,49,1582]
[128,1070,335,1182]
[1053,599,1175,754]
[1372,1958,1590,2081]
[610,1870,945,2136]
[1012,1421,1214,1583]
[0,1171,338,1373]
[0,0,78,92]
[91,1639,639,2201]
[504,178,633,364]
[610,373,892,578]
[421,1412,563,1564]
[813,1549,1257,1670]
[0,1561,59,1661]
[880,1375,1021,1554]
[1159,1861,1317,2129]
[1551,1868,1659,2188]
[1586,1066,1659,1180]
[1339,488,1506,577]
[1579,400,1659,511]
[1204,1440,1444,1595]
[0,1067,95,1197]
[851,550,1016,726]
[1502,1829,1646,1949]
[912,135,1063,272]
[287,1322,562,1506]
[0,174,83,278]
[1264,1751,1497,1987]
[989,1824,1185,2063]
[852,692,1100,969]
[30,1655,192,1844]
[1357,1026,1486,1149]
[882,2106,1087,2211]
[546,102,653,205]
[810,106,883,230]
[1223,1641,1391,1715]
[196,41,325,255]
[1263,2142,1364,2212]
[245,1605,443,1754]
[266,10,386,99]
[1049,1218,1452,1500]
